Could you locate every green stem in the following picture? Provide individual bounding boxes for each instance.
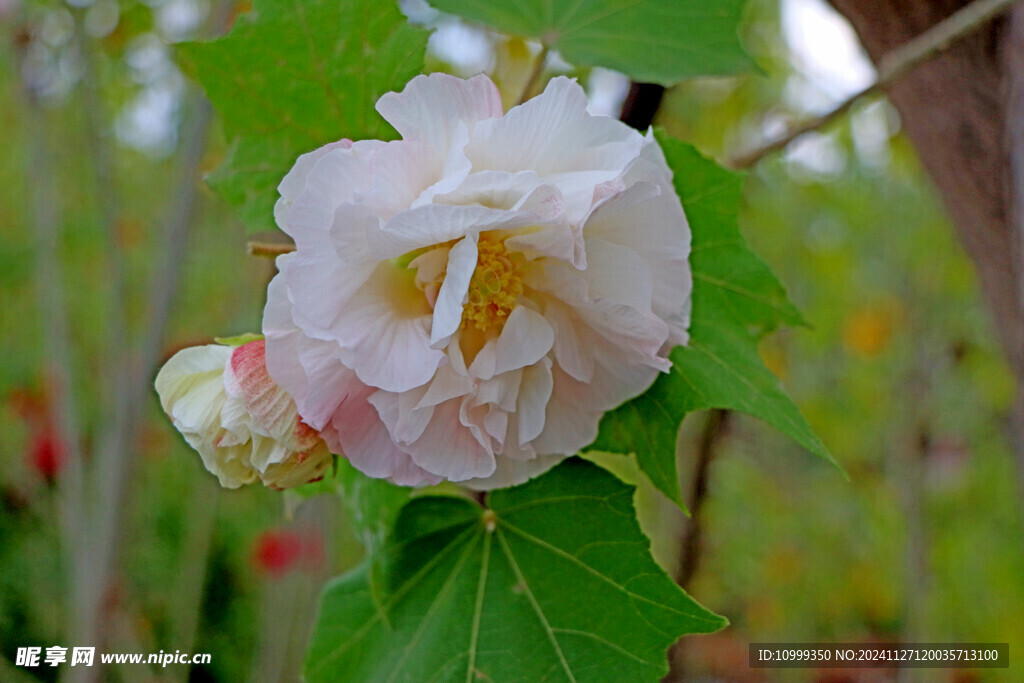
[517,44,550,105]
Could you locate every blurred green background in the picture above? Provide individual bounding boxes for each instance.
[2,0,1022,680]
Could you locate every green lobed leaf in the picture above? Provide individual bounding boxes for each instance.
[429,0,754,85]
[335,457,411,552]
[178,0,429,233]
[592,135,835,506]
[305,459,726,682]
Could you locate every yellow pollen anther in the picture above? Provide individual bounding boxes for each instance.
[462,237,523,331]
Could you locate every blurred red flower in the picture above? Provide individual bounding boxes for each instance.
[29,429,66,483]
[252,529,325,578]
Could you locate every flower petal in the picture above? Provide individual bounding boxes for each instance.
[376,72,502,150]
[155,344,233,436]
[369,202,538,260]
[274,139,355,233]
[461,453,564,490]
[417,358,474,408]
[332,265,442,393]
[430,235,477,347]
[330,387,441,487]
[465,77,645,223]
[402,398,496,481]
[542,299,594,382]
[277,140,381,238]
[224,341,294,440]
[469,306,555,380]
[530,366,604,455]
[369,385,433,446]
[263,273,362,431]
[517,358,553,446]
[585,137,692,345]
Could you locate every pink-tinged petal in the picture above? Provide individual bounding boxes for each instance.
[587,346,662,410]
[224,341,292,439]
[274,139,354,233]
[417,360,474,408]
[376,72,502,149]
[333,265,442,393]
[531,250,670,370]
[369,386,433,446]
[517,358,553,446]
[472,371,522,413]
[277,140,380,238]
[580,302,671,372]
[430,235,477,347]
[531,366,604,455]
[469,306,554,380]
[462,453,565,491]
[330,386,440,487]
[465,77,590,171]
[280,207,379,336]
[263,274,361,431]
[549,325,663,417]
[403,399,496,481]
[497,413,537,461]
[582,176,659,228]
[482,407,508,444]
[542,299,594,383]
[582,238,655,311]
[459,399,495,459]
[586,139,692,345]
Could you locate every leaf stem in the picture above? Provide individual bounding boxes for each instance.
[731,0,1021,169]
[517,44,550,106]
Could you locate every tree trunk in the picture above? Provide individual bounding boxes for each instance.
[827,0,1023,377]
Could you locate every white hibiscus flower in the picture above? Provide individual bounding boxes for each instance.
[264,73,691,489]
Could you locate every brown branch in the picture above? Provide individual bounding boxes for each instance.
[664,409,729,683]
[249,241,296,258]
[675,409,730,589]
[731,0,1022,169]
[619,83,665,131]
[1007,3,1024,519]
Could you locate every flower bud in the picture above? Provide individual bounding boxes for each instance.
[155,340,332,489]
